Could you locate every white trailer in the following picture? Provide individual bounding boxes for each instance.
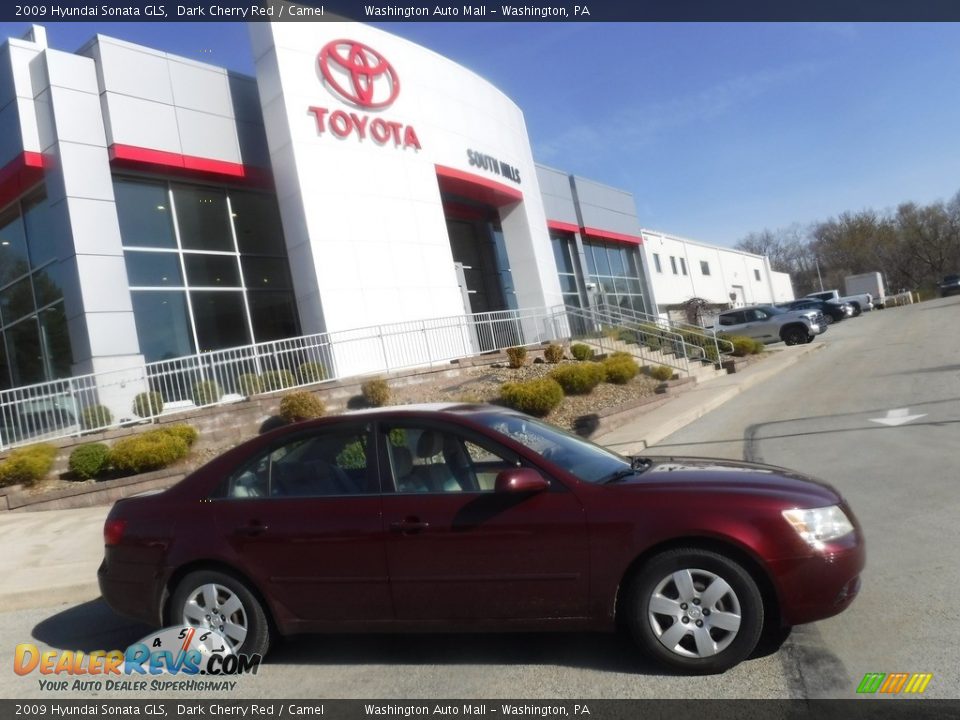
[845,272,886,307]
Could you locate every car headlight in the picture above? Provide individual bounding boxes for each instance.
[782,505,854,549]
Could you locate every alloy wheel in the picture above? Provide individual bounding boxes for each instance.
[181,583,248,652]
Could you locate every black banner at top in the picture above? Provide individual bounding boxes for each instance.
[6,0,960,23]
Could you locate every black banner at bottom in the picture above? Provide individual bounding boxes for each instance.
[2,700,958,720]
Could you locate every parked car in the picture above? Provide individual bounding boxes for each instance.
[778,298,852,325]
[713,305,826,345]
[939,274,960,297]
[806,289,873,316]
[99,405,865,674]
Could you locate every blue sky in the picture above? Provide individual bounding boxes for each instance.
[3,21,959,246]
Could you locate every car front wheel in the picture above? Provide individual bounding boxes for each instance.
[627,548,764,674]
[169,570,271,657]
[781,326,808,346]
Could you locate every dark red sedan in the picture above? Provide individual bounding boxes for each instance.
[99,404,864,674]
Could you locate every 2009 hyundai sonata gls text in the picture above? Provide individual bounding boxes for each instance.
[99,404,864,673]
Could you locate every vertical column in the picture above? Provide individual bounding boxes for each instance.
[30,47,146,422]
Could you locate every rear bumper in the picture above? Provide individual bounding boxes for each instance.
[98,559,165,628]
[768,538,865,626]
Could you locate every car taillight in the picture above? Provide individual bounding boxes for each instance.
[104,519,127,546]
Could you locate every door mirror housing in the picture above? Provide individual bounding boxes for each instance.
[494,468,549,494]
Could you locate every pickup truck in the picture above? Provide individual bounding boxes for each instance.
[712,304,826,346]
[806,289,873,316]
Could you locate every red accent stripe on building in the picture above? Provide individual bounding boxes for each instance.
[0,152,48,211]
[435,164,523,207]
[581,226,644,245]
[546,219,580,234]
[109,144,271,187]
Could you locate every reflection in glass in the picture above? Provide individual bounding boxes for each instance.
[0,276,35,327]
[114,179,177,248]
[0,207,29,288]
[22,191,59,269]
[6,318,43,387]
[183,254,241,287]
[124,252,183,287]
[231,191,284,255]
[38,302,72,380]
[241,256,292,290]
[247,291,300,342]
[131,291,195,362]
[0,337,9,390]
[190,291,251,352]
[32,263,65,308]
[173,186,233,251]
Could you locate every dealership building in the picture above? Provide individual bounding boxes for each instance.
[0,21,790,396]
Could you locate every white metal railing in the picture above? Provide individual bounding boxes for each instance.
[593,302,734,361]
[560,305,694,374]
[0,305,574,451]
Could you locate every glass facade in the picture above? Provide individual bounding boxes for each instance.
[582,239,649,314]
[0,188,72,390]
[549,232,584,308]
[117,178,300,362]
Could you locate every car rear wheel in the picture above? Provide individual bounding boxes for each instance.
[626,548,764,674]
[169,570,271,657]
[849,303,862,316]
[780,326,808,346]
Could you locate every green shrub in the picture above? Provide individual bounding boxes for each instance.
[68,443,111,480]
[158,424,199,447]
[644,335,663,351]
[617,329,637,344]
[543,343,564,363]
[603,355,639,384]
[191,380,222,406]
[262,369,295,392]
[499,378,564,417]
[361,378,390,407]
[238,373,263,397]
[298,362,327,384]
[648,365,675,382]
[505,346,528,369]
[80,404,112,430]
[729,336,756,357]
[279,391,327,423]
[110,430,188,474]
[751,339,766,354]
[0,444,57,487]
[133,392,164,418]
[570,343,594,361]
[550,362,606,395]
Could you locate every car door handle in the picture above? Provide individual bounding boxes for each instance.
[233,522,269,537]
[389,519,430,533]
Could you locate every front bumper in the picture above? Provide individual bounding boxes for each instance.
[768,535,866,626]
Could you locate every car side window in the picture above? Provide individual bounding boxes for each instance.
[383,425,519,494]
[225,427,376,499]
[718,313,737,326]
[752,309,769,320]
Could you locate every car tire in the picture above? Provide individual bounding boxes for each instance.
[804,334,815,343]
[780,326,808,346]
[626,548,764,674]
[850,303,862,317]
[168,570,271,657]
[822,314,834,325]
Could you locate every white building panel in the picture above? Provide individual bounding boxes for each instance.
[174,106,242,163]
[168,60,234,117]
[101,91,181,153]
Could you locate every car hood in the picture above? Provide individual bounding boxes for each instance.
[616,455,842,507]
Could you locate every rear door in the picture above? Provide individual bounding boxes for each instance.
[378,421,590,621]
[212,423,391,626]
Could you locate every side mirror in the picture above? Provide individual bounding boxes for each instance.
[494,468,550,494]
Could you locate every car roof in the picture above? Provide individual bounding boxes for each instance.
[342,402,507,417]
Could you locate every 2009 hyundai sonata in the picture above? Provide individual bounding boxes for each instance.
[99,404,864,673]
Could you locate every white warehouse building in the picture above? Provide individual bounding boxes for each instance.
[641,229,795,321]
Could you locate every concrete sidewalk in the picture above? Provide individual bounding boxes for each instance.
[0,342,822,613]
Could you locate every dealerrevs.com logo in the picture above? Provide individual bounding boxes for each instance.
[310,38,421,150]
[14,626,260,693]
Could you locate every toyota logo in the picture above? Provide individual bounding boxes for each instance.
[318,39,400,110]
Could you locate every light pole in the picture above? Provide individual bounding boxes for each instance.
[815,257,824,292]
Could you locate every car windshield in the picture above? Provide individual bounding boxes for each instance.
[473,412,630,484]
